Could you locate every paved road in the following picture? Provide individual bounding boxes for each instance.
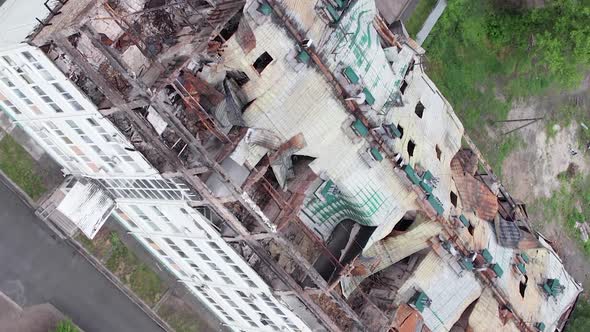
[0,181,164,332]
[416,0,448,45]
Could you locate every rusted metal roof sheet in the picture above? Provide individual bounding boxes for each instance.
[181,72,225,107]
[451,148,478,176]
[392,304,429,332]
[452,173,498,221]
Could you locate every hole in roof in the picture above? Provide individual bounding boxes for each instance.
[468,223,474,236]
[436,145,442,160]
[519,275,528,298]
[394,211,417,232]
[407,140,416,157]
[397,124,404,138]
[227,70,250,86]
[400,80,408,95]
[415,101,424,118]
[253,52,273,73]
[450,191,458,207]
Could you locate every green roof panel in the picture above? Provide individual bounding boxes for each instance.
[460,258,474,271]
[520,252,530,263]
[459,215,470,227]
[351,119,368,137]
[320,180,338,204]
[296,50,311,64]
[403,165,421,185]
[370,147,383,161]
[384,124,402,138]
[422,170,433,181]
[543,278,562,297]
[516,263,526,274]
[412,292,429,313]
[363,88,375,105]
[535,322,545,331]
[343,66,359,84]
[334,0,346,8]
[491,263,504,278]
[419,180,433,194]
[326,4,341,22]
[481,249,493,263]
[258,3,272,15]
[427,195,444,215]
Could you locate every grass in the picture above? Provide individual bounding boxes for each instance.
[0,134,46,200]
[52,320,79,332]
[486,134,522,178]
[79,229,206,330]
[535,174,590,254]
[422,0,588,178]
[158,300,201,332]
[404,0,439,37]
[78,230,166,306]
[570,298,590,332]
[543,104,590,144]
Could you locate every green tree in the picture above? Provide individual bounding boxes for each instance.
[569,299,590,332]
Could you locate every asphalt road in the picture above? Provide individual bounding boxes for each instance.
[0,181,164,332]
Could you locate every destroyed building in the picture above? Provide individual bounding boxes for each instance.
[0,0,582,331]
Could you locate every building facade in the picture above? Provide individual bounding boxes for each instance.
[0,0,582,331]
[0,24,310,332]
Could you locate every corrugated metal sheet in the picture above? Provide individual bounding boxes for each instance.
[451,169,498,221]
[56,179,115,239]
[341,219,443,297]
[270,133,306,188]
[451,148,478,176]
[245,127,282,150]
[227,2,582,330]
[395,251,482,332]
[468,288,520,332]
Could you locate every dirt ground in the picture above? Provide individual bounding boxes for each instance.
[501,103,589,200]
[497,76,590,288]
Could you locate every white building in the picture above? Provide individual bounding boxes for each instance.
[0,42,310,332]
[0,1,581,331]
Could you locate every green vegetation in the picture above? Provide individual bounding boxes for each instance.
[405,0,438,37]
[570,298,590,332]
[536,173,590,254]
[486,134,522,177]
[543,104,590,144]
[159,303,201,332]
[424,0,590,175]
[78,230,165,305]
[52,320,79,332]
[0,134,46,200]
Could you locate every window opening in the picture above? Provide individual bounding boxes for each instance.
[407,140,416,157]
[400,80,408,94]
[519,275,528,298]
[253,52,273,73]
[227,70,250,86]
[450,191,458,207]
[415,101,425,118]
[468,223,474,236]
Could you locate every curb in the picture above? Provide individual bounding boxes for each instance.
[66,239,175,332]
[0,170,174,332]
